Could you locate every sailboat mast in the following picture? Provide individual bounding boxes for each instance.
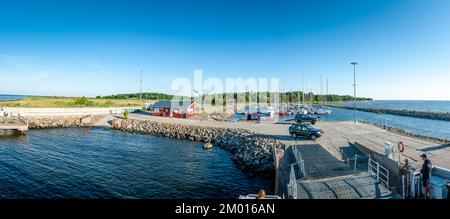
[289,86,292,104]
[139,69,143,100]
[280,80,283,104]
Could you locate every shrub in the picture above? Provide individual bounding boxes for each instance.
[74,97,88,105]
[74,97,94,106]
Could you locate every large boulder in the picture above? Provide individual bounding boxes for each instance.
[111,119,124,129]
[80,115,93,126]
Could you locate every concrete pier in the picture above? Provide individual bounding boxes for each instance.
[317,121,449,169]
[0,116,28,135]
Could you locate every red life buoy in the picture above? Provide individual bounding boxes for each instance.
[398,141,405,153]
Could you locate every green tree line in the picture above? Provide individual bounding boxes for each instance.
[206,91,371,106]
[99,91,372,104]
[99,92,184,100]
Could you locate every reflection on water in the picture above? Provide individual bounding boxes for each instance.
[0,128,273,198]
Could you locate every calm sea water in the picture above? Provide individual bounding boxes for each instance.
[0,128,273,199]
[0,94,25,101]
[335,100,450,113]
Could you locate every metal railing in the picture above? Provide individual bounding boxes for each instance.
[239,194,281,199]
[287,165,297,199]
[17,113,28,126]
[287,160,305,199]
[297,160,306,178]
[353,154,368,171]
[341,150,350,166]
[341,151,368,172]
[409,169,422,198]
[368,155,390,188]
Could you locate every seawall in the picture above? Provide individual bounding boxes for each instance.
[27,115,101,129]
[2,107,139,117]
[111,119,282,177]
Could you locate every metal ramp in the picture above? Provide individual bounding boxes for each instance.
[339,143,366,164]
[287,144,395,199]
[296,172,394,199]
[292,144,368,180]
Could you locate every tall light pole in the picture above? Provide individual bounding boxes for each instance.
[297,73,301,104]
[301,72,304,106]
[350,62,358,123]
[139,69,143,100]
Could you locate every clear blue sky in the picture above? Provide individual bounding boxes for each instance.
[1,0,449,100]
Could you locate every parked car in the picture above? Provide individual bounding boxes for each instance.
[295,114,319,125]
[289,124,323,140]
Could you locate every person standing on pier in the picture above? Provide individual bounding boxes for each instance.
[420,154,432,199]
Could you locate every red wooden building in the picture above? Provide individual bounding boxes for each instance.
[150,101,200,118]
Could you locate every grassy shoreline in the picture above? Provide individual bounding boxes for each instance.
[0,97,152,108]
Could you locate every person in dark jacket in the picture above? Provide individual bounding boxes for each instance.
[420,154,432,199]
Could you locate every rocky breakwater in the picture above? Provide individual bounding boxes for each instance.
[28,115,100,129]
[329,105,450,122]
[360,120,450,144]
[111,119,283,177]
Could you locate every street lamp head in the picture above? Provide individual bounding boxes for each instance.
[350,62,358,65]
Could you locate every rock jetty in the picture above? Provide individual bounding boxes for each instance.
[28,115,99,129]
[111,119,282,177]
[360,120,449,143]
[329,105,450,122]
